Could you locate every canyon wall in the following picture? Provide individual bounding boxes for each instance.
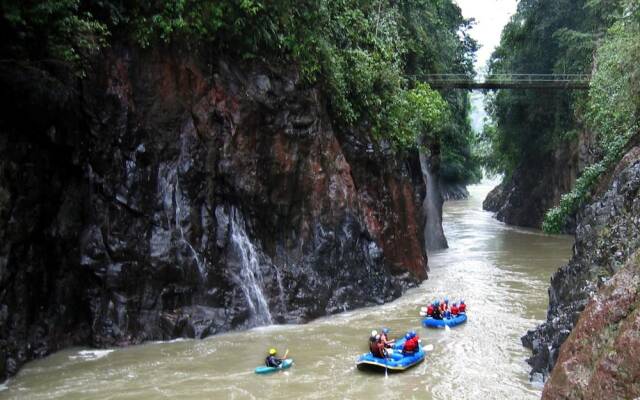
[0,47,429,380]
[483,133,594,231]
[523,145,640,383]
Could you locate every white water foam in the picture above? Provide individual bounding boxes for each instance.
[68,349,114,362]
[228,207,272,326]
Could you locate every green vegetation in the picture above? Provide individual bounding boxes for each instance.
[481,0,639,232]
[543,2,640,232]
[0,0,482,185]
[1,0,109,76]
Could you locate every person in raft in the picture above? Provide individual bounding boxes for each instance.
[369,330,378,345]
[380,328,396,355]
[370,334,387,358]
[442,297,450,312]
[402,331,420,355]
[432,301,443,320]
[380,328,395,348]
[459,300,466,313]
[265,348,287,368]
[426,302,435,317]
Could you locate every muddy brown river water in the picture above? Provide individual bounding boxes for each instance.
[0,181,573,399]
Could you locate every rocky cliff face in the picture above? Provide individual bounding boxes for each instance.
[439,181,469,201]
[541,250,640,400]
[0,47,428,380]
[483,132,594,231]
[522,145,640,382]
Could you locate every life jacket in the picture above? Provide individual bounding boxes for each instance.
[451,305,459,315]
[403,337,419,354]
[369,339,377,354]
[371,341,386,358]
[459,303,466,313]
[440,303,447,312]
[265,355,281,367]
[432,307,442,320]
[427,305,434,316]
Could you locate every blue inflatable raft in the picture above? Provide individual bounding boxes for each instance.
[356,339,425,372]
[255,358,294,374]
[422,313,467,328]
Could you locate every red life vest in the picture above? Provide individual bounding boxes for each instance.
[451,305,459,315]
[459,303,466,313]
[403,337,419,353]
[427,305,434,316]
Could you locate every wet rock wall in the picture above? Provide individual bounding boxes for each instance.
[0,47,429,380]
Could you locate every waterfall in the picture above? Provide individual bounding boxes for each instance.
[420,152,448,251]
[228,207,273,326]
[174,177,207,279]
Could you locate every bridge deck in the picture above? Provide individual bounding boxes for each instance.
[418,74,590,90]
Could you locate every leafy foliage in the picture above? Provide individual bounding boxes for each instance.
[543,1,640,232]
[1,0,109,75]
[1,0,481,178]
[482,0,605,176]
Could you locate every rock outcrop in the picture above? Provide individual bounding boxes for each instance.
[483,132,595,231]
[523,145,640,381]
[0,47,429,380]
[440,181,469,201]
[541,250,640,400]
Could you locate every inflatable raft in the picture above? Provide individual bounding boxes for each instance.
[255,358,294,374]
[422,313,467,328]
[356,339,425,372]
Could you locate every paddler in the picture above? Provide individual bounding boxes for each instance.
[265,348,288,368]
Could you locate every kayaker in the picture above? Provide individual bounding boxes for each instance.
[459,300,466,313]
[402,331,420,355]
[265,348,284,368]
[451,302,459,316]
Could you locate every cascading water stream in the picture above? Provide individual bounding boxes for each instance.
[228,207,272,326]
[174,177,207,279]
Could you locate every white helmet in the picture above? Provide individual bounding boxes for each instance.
[371,330,378,337]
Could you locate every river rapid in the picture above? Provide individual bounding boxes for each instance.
[0,181,573,400]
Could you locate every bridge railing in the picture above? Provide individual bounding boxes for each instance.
[414,73,591,89]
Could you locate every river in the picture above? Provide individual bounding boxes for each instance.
[0,181,573,400]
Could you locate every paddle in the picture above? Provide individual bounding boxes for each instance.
[276,349,290,369]
[384,351,389,378]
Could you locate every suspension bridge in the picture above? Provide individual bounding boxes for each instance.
[419,74,590,89]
